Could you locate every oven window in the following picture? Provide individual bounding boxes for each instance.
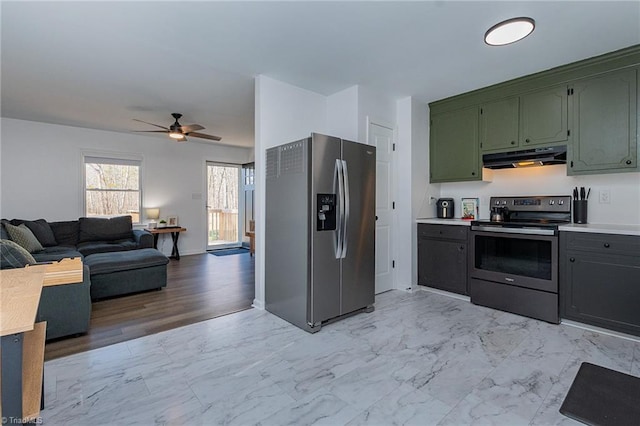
[474,235,552,280]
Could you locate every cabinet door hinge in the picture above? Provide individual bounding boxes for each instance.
[392,260,395,268]
[480,108,483,114]
[570,160,574,168]
[480,142,483,148]
[567,129,571,137]
[392,201,396,209]
[567,88,574,96]
[392,143,396,151]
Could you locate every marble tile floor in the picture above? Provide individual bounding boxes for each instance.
[41,289,640,425]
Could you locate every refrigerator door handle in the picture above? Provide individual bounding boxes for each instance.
[335,159,345,259]
[341,160,350,258]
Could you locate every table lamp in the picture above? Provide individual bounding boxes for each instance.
[146,208,160,228]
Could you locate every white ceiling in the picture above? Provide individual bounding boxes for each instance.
[2,1,639,148]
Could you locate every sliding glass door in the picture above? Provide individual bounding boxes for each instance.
[206,162,241,249]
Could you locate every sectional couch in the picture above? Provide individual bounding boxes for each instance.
[1,216,169,340]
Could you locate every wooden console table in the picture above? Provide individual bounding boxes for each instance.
[0,266,47,423]
[145,227,187,260]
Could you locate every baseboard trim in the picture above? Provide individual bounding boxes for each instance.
[417,286,471,302]
[561,319,640,343]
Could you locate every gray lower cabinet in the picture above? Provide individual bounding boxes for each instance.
[560,231,640,336]
[418,224,468,295]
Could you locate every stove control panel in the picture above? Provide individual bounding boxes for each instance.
[490,196,572,213]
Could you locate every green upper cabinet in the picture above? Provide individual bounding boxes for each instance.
[568,68,638,175]
[480,97,519,151]
[520,86,569,147]
[430,106,480,183]
[480,86,568,153]
[429,46,640,180]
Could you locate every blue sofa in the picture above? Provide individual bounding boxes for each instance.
[1,216,169,340]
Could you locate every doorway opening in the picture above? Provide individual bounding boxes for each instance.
[207,162,241,250]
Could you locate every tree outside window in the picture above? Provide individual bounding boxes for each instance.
[84,156,142,222]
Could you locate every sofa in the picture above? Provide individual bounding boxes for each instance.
[1,216,169,340]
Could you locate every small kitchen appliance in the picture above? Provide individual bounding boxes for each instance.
[490,206,509,222]
[436,198,455,219]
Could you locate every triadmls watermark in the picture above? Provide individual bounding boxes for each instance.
[2,417,44,425]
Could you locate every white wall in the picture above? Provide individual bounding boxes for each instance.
[395,97,433,291]
[253,75,328,308]
[438,165,640,225]
[0,118,252,256]
[327,86,358,141]
[409,98,432,288]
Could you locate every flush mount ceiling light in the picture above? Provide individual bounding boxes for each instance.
[485,17,535,46]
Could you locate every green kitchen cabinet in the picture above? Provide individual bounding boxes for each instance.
[430,106,481,182]
[568,68,638,175]
[480,86,568,153]
[520,86,569,147]
[480,97,519,151]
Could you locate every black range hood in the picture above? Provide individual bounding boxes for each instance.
[482,145,567,169]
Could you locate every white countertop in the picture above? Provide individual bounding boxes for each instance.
[417,219,640,235]
[416,218,472,226]
[559,223,640,236]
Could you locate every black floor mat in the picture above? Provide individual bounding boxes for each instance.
[560,362,640,426]
[209,248,249,256]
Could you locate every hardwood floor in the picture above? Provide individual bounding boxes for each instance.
[45,252,255,360]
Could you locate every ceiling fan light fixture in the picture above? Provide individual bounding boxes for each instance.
[169,132,184,139]
[485,17,535,46]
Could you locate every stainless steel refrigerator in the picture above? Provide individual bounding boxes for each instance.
[265,133,376,333]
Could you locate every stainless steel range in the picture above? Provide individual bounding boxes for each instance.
[469,195,572,323]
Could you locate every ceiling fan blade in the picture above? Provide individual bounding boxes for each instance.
[132,130,169,133]
[188,132,222,141]
[132,119,169,130]
[181,124,205,132]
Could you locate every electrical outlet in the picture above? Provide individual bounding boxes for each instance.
[429,196,436,205]
[599,189,611,204]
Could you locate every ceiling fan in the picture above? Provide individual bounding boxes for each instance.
[132,113,222,142]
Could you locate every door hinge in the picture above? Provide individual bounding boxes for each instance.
[392,143,396,151]
[392,201,395,209]
[392,260,395,268]
[567,129,571,137]
[567,88,574,95]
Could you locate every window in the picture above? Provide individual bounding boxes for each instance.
[243,162,255,186]
[84,156,142,223]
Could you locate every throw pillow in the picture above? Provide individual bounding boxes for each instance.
[0,221,10,240]
[78,216,133,243]
[49,220,79,246]
[24,219,57,247]
[0,239,37,269]
[4,223,44,253]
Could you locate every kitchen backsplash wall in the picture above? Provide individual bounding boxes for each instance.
[439,165,640,225]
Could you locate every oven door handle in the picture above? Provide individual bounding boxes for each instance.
[471,225,556,236]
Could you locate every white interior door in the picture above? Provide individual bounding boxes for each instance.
[369,122,394,294]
